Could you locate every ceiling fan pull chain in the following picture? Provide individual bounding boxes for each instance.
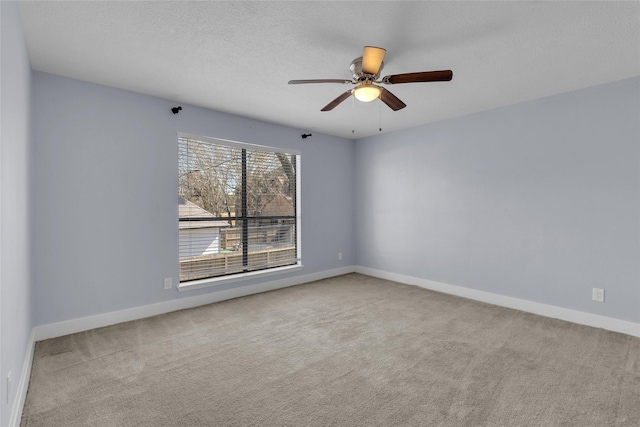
[351,95,355,135]
[379,101,382,132]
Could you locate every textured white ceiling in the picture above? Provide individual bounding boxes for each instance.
[19,1,640,139]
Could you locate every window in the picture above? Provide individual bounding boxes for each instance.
[178,135,300,285]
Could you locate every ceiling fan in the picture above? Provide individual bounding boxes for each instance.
[288,46,452,112]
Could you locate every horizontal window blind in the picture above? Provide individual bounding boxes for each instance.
[178,136,299,282]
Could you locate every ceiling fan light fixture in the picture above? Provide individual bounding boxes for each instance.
[353,84,381,102]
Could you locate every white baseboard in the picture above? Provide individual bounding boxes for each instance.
[32,264,639,342]
[33,266,356,341]
[9,330,36,427]
[355,266,640,338]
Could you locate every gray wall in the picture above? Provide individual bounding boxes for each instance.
[355,77,640,323]
[1,1,33,424]
[31,71,355,326]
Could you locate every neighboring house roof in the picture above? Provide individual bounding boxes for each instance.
[179,196,230,230]
[235,194,294,218]
[261,194,294,217]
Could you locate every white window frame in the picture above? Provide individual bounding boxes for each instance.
[177,133,302,292]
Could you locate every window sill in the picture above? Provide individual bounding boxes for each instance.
[177,264,304,292]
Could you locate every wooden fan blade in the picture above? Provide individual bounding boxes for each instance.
[382,70,453,84]
[379,88,406,111]
[362,46,386,75]
[289,79,352,84]
[321,90,353,111]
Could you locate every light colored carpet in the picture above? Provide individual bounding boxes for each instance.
[21,273,640,426]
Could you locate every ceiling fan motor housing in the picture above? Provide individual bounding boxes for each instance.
[350,57,383,81]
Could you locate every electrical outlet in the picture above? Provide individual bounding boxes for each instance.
[338,252,343,261]
[592,288,605,302]
[6,371,11,404]
[164,277,173,290]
